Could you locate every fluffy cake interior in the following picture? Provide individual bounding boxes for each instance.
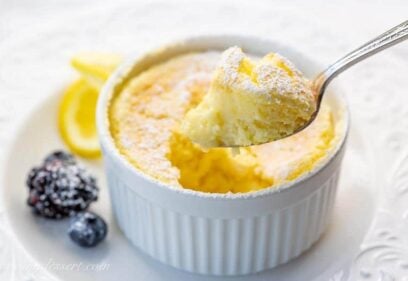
[180,47,317,147]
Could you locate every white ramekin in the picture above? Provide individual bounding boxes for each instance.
[97,35,349,276]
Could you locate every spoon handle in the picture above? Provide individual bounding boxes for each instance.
[313,20,408,99]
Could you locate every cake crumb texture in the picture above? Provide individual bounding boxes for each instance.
[180,47,317,147]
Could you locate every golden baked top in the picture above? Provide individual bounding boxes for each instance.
[109,51,336,193]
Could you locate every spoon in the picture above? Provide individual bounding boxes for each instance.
[294,20,408,137]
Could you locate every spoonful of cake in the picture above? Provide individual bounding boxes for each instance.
[181,20,408,148]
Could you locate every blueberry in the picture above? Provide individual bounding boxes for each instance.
[68,212,107,247]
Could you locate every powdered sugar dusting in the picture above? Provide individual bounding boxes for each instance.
[110,50,323,187]
[217,46,314,105]
[218,46,243,85]
[110,52,219,185]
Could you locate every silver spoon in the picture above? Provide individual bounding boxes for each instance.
[294,20,408,137]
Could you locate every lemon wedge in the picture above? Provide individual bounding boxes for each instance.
[58,79,101,158]
[58,53,122,158]
[71,53,122,89]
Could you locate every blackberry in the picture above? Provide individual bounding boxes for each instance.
[26,151,98,219]
[44,150,76,165]
[68,211,107,247]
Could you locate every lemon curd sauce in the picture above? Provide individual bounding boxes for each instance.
[109,51,337,194]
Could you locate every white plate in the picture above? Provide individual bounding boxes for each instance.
[0,92,379,281]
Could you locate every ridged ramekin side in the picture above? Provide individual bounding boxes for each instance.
[105,153,341,276]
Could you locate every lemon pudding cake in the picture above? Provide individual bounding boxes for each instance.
[109,50,337,194]
[181,47,316,147]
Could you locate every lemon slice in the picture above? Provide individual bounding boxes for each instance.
[71,53,122,89]
[58,79,101,158]
[58,53,122,158]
